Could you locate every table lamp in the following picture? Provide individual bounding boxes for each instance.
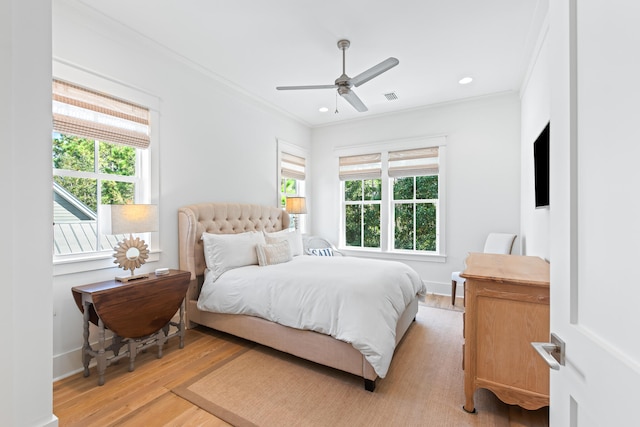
[101,204,158,282]
[285,197,307,230]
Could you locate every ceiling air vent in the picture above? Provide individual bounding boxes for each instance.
[384,92,398,101]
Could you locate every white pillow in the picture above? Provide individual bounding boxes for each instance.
[256,240,292,266]
[264,229,303,257]
[201,231,266,281]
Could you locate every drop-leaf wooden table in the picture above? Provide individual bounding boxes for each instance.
[71,270,190,385]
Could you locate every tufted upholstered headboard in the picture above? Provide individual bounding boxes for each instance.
[178,203,290,281]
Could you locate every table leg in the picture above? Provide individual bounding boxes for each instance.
[128,339,137,372]
[82,301,91,377]
[156,330,167,359]
[97,318,107,386]
[178,299,185,349]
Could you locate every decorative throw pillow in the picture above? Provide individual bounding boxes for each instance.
[264,229,303,257]
[256,240,292,266]
[201,231,266,281]
[307,247,334,257]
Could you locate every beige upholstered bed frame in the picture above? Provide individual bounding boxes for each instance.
[177,202,418,391]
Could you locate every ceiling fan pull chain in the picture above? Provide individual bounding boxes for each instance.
[335,91,339,114]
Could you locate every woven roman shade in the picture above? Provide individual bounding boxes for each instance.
[281,152,306,180]
[339,153,382,180]
[388,147,439,178]
[52,79,151,149]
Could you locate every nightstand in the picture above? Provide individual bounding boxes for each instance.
[71,269,190,385]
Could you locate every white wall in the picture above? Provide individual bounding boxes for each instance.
[52,1,310,380]
[1,1,58,426]
[520,20,551,260]
[310,93,522,296]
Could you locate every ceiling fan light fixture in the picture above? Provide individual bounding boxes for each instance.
[459,76,473,85]
[319,107,329,113]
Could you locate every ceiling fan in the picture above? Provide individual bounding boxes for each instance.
[276,39,399,113]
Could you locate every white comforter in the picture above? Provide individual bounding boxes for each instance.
[197,256,425,378]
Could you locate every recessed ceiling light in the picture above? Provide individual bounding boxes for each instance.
[319,107,329,113]
[459,77,473,85]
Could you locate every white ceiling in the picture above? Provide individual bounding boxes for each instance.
[78,0,547,127]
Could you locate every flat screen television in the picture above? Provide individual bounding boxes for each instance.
[533,122,550,208]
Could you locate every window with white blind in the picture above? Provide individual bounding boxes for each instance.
[338,139,446,257]
[339,154,382,248]
[277,140,308,231]
[389,147,440,252]
[52,77,155,262]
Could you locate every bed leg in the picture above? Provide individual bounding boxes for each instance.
[364,378,376,392]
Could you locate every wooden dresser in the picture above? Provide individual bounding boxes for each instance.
[461,253,550,412]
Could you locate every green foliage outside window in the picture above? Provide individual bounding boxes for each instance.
[416,203,436,251]
[53,134,136,211]
[363,204,381,247]
[344,179,381,248]
[393,175,438,251]
[344,180,362,201]
[280,178,298,207]
[394,203,414,250]
[416,175,438,199]
[345,204,361,246]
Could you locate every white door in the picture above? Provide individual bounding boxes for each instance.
[546,1,640,425]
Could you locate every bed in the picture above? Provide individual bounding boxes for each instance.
[178,202,424,391]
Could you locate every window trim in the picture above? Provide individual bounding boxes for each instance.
[52,59,160,276]
[335,135,447,259]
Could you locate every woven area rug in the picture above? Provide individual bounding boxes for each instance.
[173,306,510,427]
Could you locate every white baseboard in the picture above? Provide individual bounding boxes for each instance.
[422,280,457,298]
[53,346,97,382]
[38,414,59,427]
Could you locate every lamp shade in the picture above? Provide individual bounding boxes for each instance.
[100,204,158,235]
[285,197,307,215]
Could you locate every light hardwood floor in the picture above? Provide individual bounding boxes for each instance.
[54,295,548,426]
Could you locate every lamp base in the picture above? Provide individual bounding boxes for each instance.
[115,273,150,283]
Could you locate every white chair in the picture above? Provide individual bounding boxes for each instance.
[451,233,517,305]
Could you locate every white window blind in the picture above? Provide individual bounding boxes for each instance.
[280,152,306,180]
[52,79,151,149]
[339,153,382,180]
[388,147,439,178]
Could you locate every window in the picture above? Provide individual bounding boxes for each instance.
[52,78,152,258]
[279,151,306,206]
[389,147,439,252]
[339,154,382,248]
[277,140,308,231]
[338,140,445,257]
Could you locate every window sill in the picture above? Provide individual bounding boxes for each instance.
[337,248,446,263]
[53,250,160,277]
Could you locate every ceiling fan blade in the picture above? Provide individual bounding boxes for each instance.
[276,84,338,90]
[350,57,399,87]
[340,88,368,112]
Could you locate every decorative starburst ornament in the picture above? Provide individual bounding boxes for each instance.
[113,235,150,282]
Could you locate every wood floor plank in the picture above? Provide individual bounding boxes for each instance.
[163,405,231,427]
[54,330,244,426]
[54,296,548,426]
[111,392,211,426]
